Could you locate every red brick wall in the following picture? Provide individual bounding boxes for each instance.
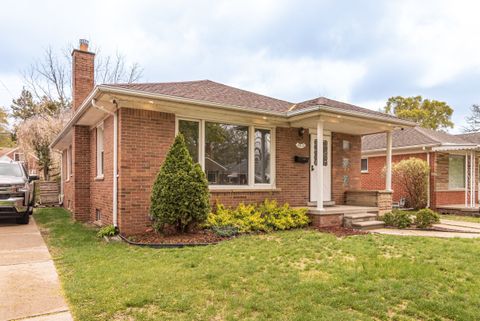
[118,108,176,235]
[71,49,94,111]
[89,116,114,225]
[331,133,361,204]
[361,153,427,202]
[211,127,310,207]
[431,152,479,208]
[72,126,91,221]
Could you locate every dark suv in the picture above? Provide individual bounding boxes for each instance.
[0,160,38,224]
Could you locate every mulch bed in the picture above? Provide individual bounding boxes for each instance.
[124,229,231,245]
[315,226,369,237]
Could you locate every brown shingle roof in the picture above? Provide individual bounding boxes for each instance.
[456,132,480,144]
[107,80,292,113]
[292,96,401,121]
[105,80,409,123]
[362,126,475,151]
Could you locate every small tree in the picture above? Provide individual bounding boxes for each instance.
[150,134,210,233]
[392,158,429,209]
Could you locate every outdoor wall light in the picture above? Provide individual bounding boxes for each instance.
[298,127,305,138]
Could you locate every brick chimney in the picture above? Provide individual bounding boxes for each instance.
[72,39,95,111]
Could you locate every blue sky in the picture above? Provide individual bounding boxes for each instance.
[1,0,479,133]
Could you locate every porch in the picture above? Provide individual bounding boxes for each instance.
[306,204,384,230]
[305,190,392,230]
[436,204,480,217]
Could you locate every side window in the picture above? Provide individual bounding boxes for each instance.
[361,158,368,172]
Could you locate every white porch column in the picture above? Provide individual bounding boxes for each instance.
[316,119,324,210]
[385,131,393,192]
[465,151,469,207]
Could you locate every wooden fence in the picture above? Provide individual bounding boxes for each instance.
[36,181,60,206]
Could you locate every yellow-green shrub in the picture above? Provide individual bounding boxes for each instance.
[205,199,309,233]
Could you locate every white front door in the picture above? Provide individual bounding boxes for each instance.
[310,134,331,202]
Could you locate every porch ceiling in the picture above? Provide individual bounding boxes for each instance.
[289,112,399,136]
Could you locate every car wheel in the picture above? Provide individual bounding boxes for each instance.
[16,213,30,224]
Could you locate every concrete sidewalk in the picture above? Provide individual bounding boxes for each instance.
[0,218,73,321]
[370,228,480,238]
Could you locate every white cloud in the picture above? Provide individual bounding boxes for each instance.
[228,50,367,102]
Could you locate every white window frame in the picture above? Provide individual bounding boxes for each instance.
[96,122,105,179]
[361,157,368,173]
[13,152,22,162]
[175,117,276,190]
[448,154,466,190]
[66,146,72,181]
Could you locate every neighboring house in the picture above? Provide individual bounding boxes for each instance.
[0,147,39,176]
[361,126,480,214]
[51,40,414,235]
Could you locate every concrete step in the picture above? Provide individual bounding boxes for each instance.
[343,213,378,228]
[343,213,377,220]
[352,220,385,230]
[308,201,336,207]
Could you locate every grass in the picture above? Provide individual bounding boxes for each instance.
[440,214,480,224]
[35,207,480,321]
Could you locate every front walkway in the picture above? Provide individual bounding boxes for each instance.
[371,219,480,239]
[0,218,72,321]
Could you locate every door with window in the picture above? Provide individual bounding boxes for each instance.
[310,134,331,202]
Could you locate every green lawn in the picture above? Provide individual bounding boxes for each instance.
[440,214,480,224]
[35,208,480,321]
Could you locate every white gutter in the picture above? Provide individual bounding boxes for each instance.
[362,143,439,155]
[50,87,100,149]
[51,85,416,149]
[432,145,480,152]
[92,99,119,228]
[98,85,417,126]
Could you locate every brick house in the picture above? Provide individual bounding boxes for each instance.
[361,126,480,214]
[50,40,414,234]
[0,147,40,177]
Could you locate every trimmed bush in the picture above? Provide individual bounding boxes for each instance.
[392,158,429,209]
[205,199,309,233]
[150,134,210,233]
[415,209,440,228]
[382,209,413,229]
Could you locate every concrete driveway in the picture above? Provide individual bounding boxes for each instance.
[0,217,73,321]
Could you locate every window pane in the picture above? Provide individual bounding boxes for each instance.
[361,159,368,171]
[205,122,248,185]
[255,129,271,184]
[449,155,465,189]
[179,120,199,163]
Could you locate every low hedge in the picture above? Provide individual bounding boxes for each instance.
[382,209,413,229]
[382,208,441,229]
[415,208,440,228]
[205,200,310,234]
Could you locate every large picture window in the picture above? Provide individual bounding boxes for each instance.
[178,120,199,163]
[205,122,249,185]
[449,155,465,189]
[255,129,271,184]
[177,118,274,188]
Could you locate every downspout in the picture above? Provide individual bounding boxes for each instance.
[92,99,119,228]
